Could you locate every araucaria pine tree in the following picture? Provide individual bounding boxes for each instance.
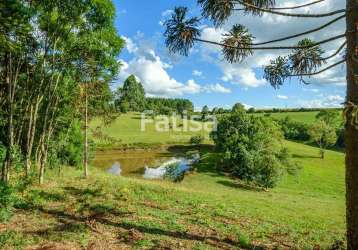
[163,0,358,248]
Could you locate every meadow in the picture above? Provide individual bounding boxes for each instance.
[90,111,321,148]
[90,113,212,147]
[1,112,346,249]
[254,111,320,124]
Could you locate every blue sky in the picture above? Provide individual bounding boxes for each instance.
[113,0,346,110]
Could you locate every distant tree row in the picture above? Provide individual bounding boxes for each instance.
[0,0,123,184]
[114,75,194,115]
[146,98,194,116]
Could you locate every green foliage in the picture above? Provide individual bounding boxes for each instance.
[164,7,201,56]
[221,24,254,63]
[309,120,337,159]
[264,38,326,87]
[0,0,124,183]
[0,183,18,222]
[0,143,5,166]
[56,120,85,167]
[116,75,146,113]
[278,116,310,141]
[232,102,246,113]
[316,109,341,128]
[190,135,205,145]
[146,97,194,116]
[0,230,26,249]
[164,163,185,183]
[212,111,299,188]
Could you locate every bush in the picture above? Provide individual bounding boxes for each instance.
[0,184,18,222]
[164,163,185,183]
[55,120,87,167]
[212,111,299,188]
[278,116,310,141]
[190,135,205,145]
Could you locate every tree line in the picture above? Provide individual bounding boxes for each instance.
[0,0,124,184]
[114,74,194,116]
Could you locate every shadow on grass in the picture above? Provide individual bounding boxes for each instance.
[28,190,67,202]
[292,154,321,159]
[30,206,264,250]
[18,184,266,250]
[167,144,214,155]
[63,186,103,198]
[217,180,264,192]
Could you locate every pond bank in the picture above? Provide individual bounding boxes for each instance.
[95,142,214,152]
[92,144,211,179]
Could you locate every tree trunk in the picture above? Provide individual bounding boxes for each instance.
[320,149,324,160]
[25,98,42,176]
[83,85,89,178]
[346,1,358,249]
[39,142,47,185]
[2,53,14,184]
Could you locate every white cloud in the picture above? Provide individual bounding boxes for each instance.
[303,88,320,93]
[118,36,236,97]
[277,95,288,100]
[159,9,174,26]
[118,54,201,96]
[122,36,138,54]
[299,94,345,108]
[197,0,346,88]
[192,70,203,77]
[205,83,232,93]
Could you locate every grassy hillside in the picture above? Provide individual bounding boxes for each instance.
[91,112,317,146]
[90,113,211,147]
[2,141,345,249]
[90,112,320,148]
[254,111,319,124]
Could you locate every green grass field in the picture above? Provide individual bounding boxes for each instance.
[90,113,212,147]
[90,111,321,148]
[254,111,320,124]
[2,141,345,249]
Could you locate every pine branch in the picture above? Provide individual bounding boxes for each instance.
[234,0,345,18]
[194,34,346,50]
[289,59,345,77]
[320,41,346,61]
[235,0,325,11]
[251,14,346,46]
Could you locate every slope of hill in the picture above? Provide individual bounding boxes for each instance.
[1,141,345,249]
[254,111,319,124]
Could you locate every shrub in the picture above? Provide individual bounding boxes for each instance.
[211,111,299,188]
[190,135,205,145]
[309,120,337,159]
[164,163,185,182]
[0,184,18,222]
[278,116,310,141]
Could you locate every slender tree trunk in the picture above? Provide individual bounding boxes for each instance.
[25,98,41,176]
[39,141,46,185]
[346,1,358,249]
[83,85,89,178]
[25,104,34,176]
[2,53,14,184]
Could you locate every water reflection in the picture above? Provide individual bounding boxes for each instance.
[93,150,198,180]
[107,162,122,176]
[143,158,182,179]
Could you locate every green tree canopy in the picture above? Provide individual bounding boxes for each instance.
[211,111,299,188]
[116,75,146,113]
[309,120,337,159]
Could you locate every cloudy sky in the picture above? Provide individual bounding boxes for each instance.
[114,0,346,109]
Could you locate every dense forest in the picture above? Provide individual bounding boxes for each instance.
[0,0,124,184]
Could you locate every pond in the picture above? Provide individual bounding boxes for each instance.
[93,150,199,180]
